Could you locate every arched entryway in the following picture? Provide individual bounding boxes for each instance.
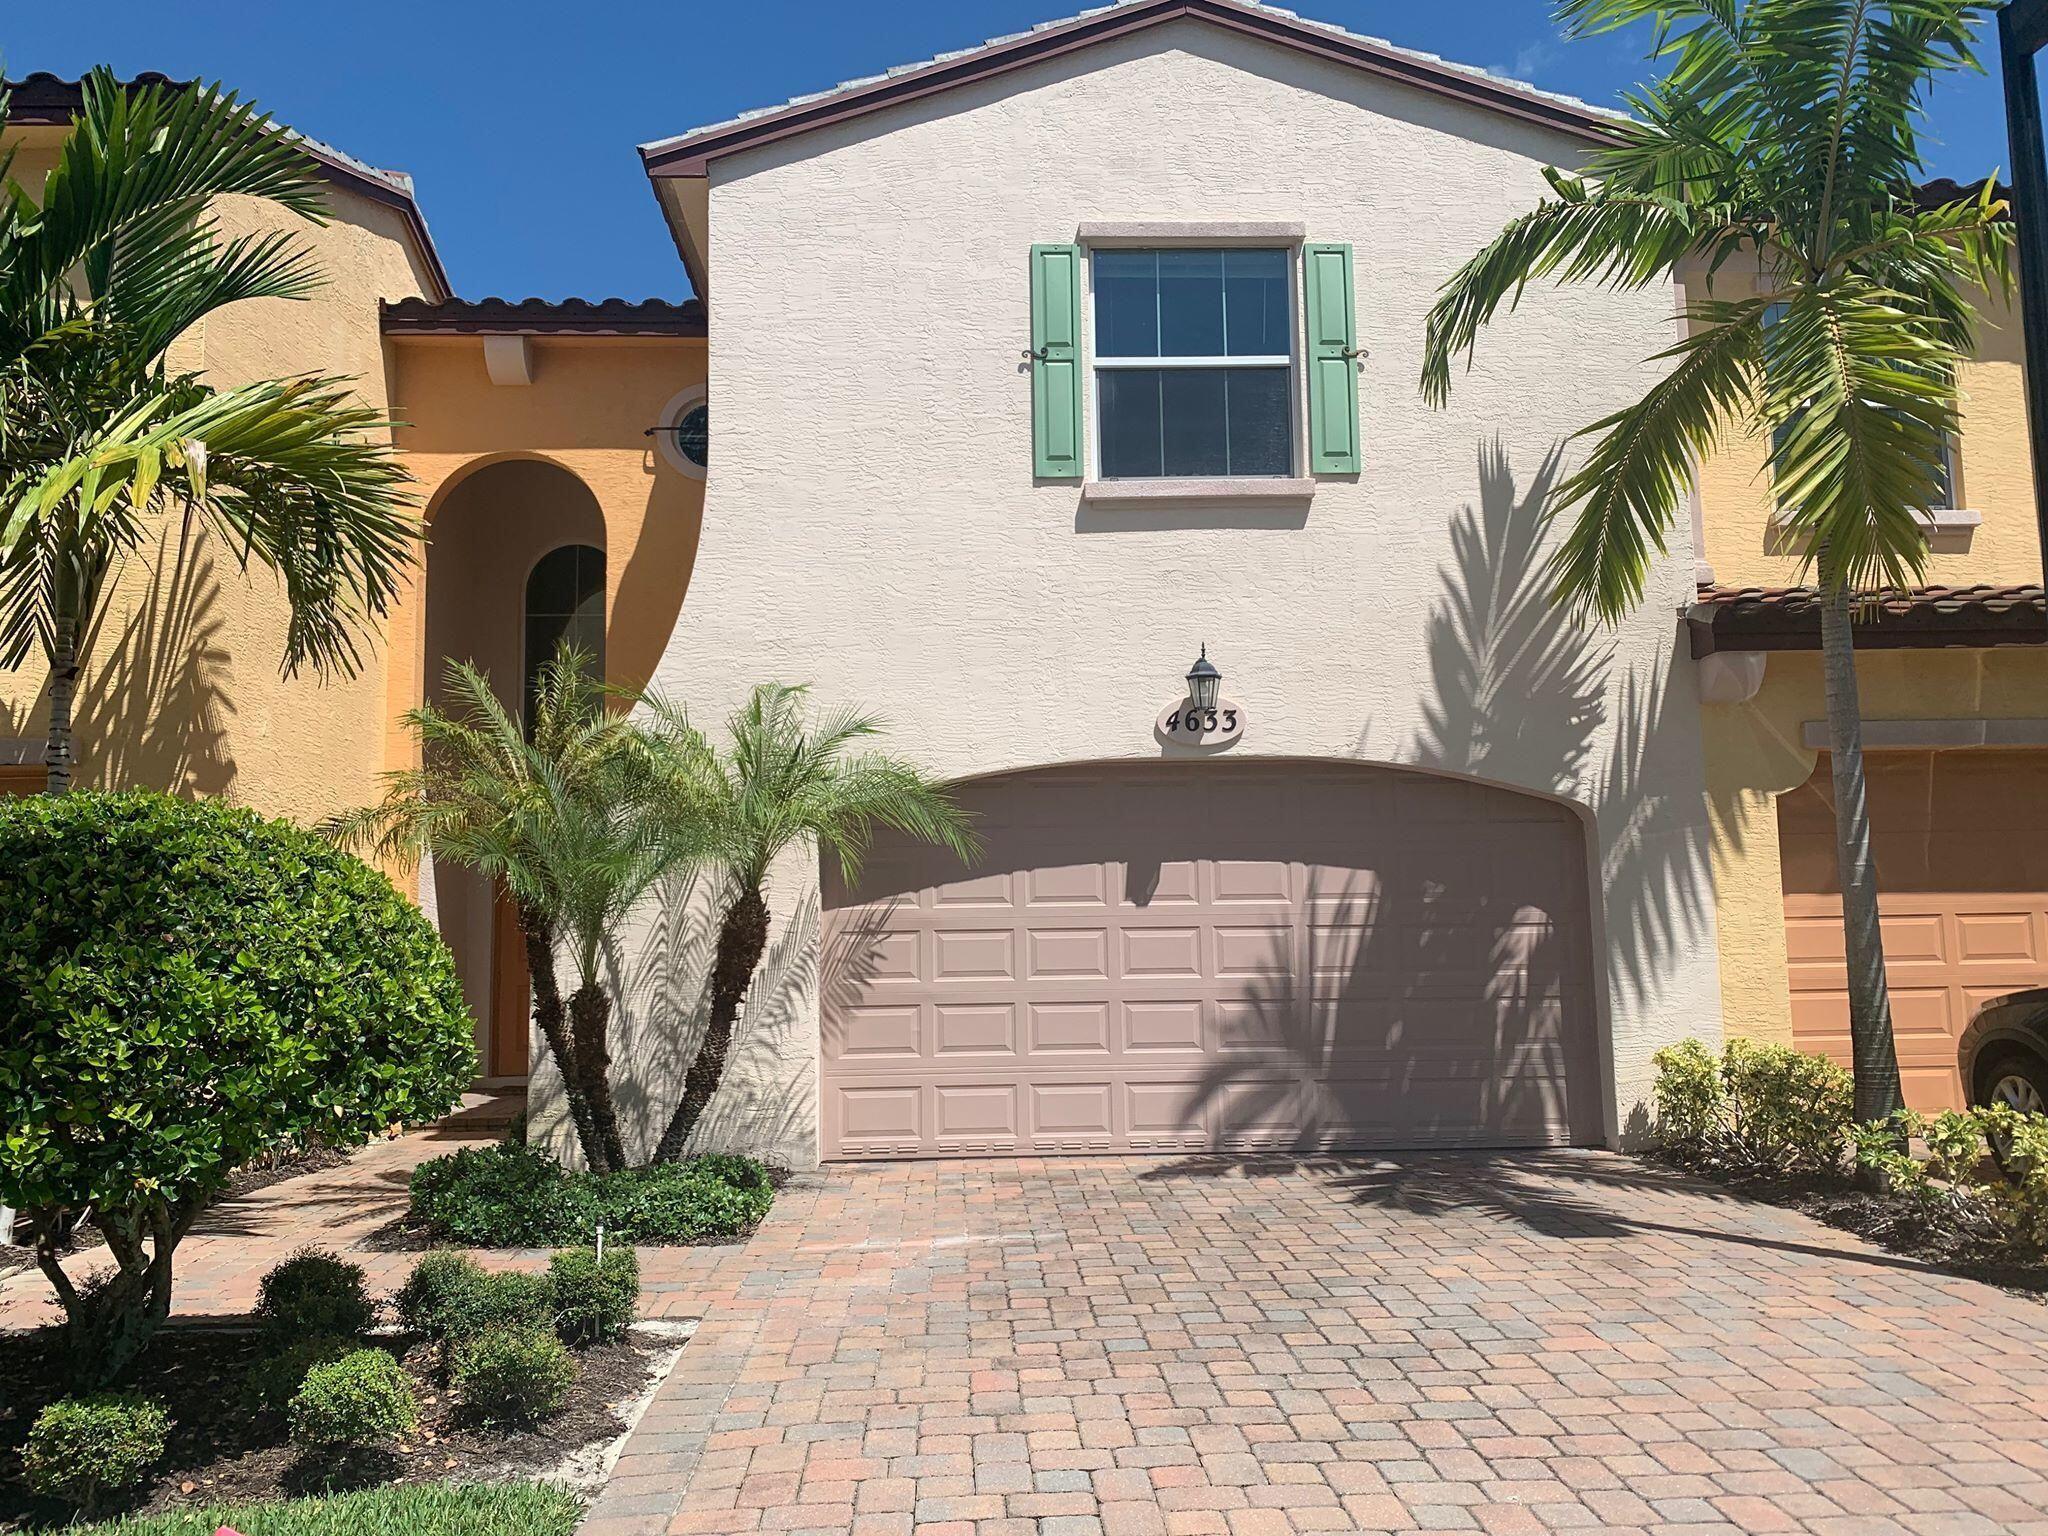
[819,759,1601,1157]
[425,459,607,1082]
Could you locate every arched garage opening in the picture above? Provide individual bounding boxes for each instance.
[424,458,606,1082]
[819,759,1601,1158]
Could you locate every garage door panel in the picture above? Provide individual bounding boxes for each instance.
[1027,1002,1114,1054]
[822,762,1600,1156]
[1784,750,2048,1113]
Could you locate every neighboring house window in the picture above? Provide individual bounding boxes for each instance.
[1763,302,1956,510]
[524,544,605,730]
[1092,249,1293,478]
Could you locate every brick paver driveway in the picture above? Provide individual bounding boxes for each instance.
[591,1152,2048,1536]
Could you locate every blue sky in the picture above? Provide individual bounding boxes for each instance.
[5,1,2018,302]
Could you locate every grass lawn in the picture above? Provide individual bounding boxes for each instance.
[71,1481,580,1536]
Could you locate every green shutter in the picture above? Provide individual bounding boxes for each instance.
[1302,243,1360,475]
[1030,243,1084,479]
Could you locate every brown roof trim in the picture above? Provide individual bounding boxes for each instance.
[1686,584,2048,657]
[380,296,705,337]
[6,72,453,301]
[641,0,1622,179]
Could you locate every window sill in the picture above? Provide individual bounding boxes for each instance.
[1767,507,1982,555]
[1081,477,1317,503]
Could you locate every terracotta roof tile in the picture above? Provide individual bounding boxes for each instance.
[1687,583,2046,656]
[379,296,704,337]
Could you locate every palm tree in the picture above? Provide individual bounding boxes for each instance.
[331,649,672,1173]
[0,70,414,791]
[1419,0,2011,1127]
[645,685,976,1163]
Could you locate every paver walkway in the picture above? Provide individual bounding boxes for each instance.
[588,1152,2048,1536]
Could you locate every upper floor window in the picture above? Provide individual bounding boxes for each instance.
[1092,249,1293,479]
[653,386,709,479]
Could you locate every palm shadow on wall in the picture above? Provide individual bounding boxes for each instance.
[598,873,820,1164]
[1162,439,1715,1157]
[0,525,236,795]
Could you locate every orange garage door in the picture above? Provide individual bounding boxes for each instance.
[1783,748,2048,1110]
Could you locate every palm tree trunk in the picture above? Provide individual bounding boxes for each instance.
[520,906,613,1173]
[567,982,629,1172]
[652,885,770,1164]
[43,612,79,794]
[1817,571,1905,1125]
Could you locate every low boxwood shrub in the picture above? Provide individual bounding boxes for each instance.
[1651,1036,1852,1176]
[245,1334,353,1416]
[407,1142,598,1247]
[407,1143,773,1246]
[23,1392,169,1511]
[255,1249,375,1344]
[450,1326,577,1427]
[393,1251,487,1337]
[288,1349,418,1450]
[548,1245,639,1346]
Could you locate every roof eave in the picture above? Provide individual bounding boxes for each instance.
[640,0,1622,180]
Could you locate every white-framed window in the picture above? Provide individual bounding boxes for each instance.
[1090,249,1295,479]
[653,384,708,479]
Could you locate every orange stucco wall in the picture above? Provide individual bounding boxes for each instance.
[384,335,707,787]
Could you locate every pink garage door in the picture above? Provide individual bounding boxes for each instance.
[819,762,1602,1158]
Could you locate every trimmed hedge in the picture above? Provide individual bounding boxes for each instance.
[23,1393,169,1511]
[408,1142,772,1247]
[548,1246,638,1346]
[255,1250,375,1344]
[288,1349,418,1449]
[450,1327,576,1427]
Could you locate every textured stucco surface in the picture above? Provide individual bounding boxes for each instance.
[0,138,439,823]
[1702,645,2048,1046]
[609,19,1727,1170]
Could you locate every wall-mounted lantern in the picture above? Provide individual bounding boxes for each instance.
[1186,646,1221,711]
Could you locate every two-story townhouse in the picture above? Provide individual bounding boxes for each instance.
[6,0,2042,1170]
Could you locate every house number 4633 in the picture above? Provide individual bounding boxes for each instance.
[1154,697,1246,750]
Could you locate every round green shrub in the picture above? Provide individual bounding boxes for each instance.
[23,1393,169,1510]
[256,1249,375,1343]
[288,1349,419,1449]
[0,793,475,1381]
[439,1270,556,1342]
[451,1326,577,1427]
[548,1245,639,1346]
[246,1333,353,1415]
[408,1142,598,1247]
[394,1250,488,1337]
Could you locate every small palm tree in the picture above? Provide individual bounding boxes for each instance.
[0,70,417,792]
[645,685,976,1163]
[332,648,665,1173]
[1419,0,2011,1126]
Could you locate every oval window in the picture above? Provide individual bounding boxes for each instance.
[673,403,708,469]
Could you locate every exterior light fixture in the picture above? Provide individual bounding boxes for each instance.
[1186,645,1221,710]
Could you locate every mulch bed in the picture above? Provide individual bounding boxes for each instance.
[0,1321,659,1531]
[1644,1152,2048,1296]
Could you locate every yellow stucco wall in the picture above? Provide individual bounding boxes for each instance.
[0,128,441,825]
[1685,247,2048,1045]
[1685,260,2039,590]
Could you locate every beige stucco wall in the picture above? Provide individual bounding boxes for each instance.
[596,19,1729,1169]
[0,129,440,824]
